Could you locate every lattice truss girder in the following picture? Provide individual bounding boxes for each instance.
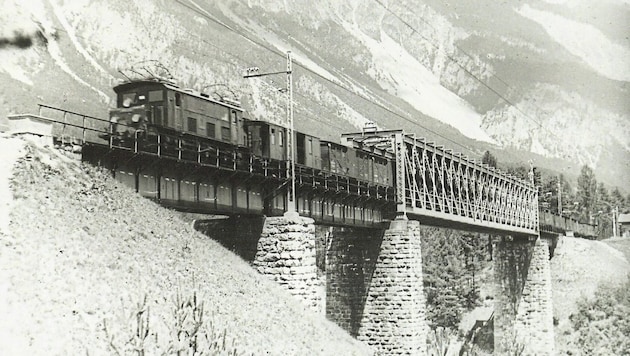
[342,130,539,235]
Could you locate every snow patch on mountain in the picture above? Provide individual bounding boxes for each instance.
[517,4,630,82]
[344,23,495,143]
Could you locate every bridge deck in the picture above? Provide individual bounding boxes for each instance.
[5,106,596,237]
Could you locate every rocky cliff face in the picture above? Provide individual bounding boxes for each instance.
[1,0,628,188]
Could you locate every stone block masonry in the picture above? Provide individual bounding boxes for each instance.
[356,218,428,355]
[325,226,383,336]
[494,237,554,355]
[253,213,321,311]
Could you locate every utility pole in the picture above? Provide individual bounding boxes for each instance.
[244,51,296,213]
[613,206,618,238]
[558,175,562,216]
[286,52,295,213]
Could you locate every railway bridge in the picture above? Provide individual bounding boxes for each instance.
[6,107,596,355]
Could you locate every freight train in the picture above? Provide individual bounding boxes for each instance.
[108,77,393,224]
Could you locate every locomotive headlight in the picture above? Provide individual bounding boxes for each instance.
[131,114,142,123]
[110,116,119,123]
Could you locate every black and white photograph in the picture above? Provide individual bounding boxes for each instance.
[1,0,628,354]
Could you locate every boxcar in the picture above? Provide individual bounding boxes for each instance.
[245,120,287,161]
[296,131,321,169]
[320,141,355,177]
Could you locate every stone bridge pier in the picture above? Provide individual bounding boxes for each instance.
[493,236,555,355]
[325,218,428,355]
[196,214,554,355]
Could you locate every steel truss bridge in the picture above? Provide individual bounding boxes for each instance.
[6,104,596,237]
[342,130,540,236]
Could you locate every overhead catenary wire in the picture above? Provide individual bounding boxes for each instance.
[43,18,351,132]
[371,0,583,158]
[175,0,483,156]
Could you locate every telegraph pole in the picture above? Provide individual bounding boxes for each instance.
[244,51,296,213]
[613,206,618,238]
[558,175,562,216]
[286,52,296,213]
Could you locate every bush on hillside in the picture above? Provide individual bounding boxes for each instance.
[105,289,250,356]
[568,275,630,354]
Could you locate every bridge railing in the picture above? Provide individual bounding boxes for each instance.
[31,104,289,178]
[343,130,539,235]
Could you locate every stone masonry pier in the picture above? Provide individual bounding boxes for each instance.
[324,226,383,335]
[494,236,554,355]
[253,213,321,311]
[356,218,428,355]
[195,213,555,355]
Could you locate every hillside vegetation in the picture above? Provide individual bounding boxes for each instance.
[0,137,371,355]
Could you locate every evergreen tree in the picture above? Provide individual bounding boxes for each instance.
[576,165,597,222]
[481,151,497,168]
[506,165,528,181]
[420,228,488,329]
[596,182,611,212]
[610,187,625,211]
[558,174,574,216]
[539,175,559,213]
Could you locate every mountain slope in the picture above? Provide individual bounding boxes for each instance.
[0,0,628,189]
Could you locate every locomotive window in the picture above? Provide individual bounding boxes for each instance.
[270,128,276,145]
[175,93,181,106]
[149,90,164,102]
[221,126,230,141]
[308,138,313,154]
[122,93,137,107]
[206,123,215,138]
[231,110,237,124]
[279,131,283,147]
[187,117,197,133]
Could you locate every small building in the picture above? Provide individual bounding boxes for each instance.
[619,213,630,238]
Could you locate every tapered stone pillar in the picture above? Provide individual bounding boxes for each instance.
[253,212,320,311]
[357,218,428,355]
[494,237,554,355]
[325,226,383,336]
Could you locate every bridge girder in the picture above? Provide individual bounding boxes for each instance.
[342,130,540,236]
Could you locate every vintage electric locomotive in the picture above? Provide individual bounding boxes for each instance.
[108,77,393,222]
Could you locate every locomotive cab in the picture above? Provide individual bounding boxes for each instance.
[109,79,246,147]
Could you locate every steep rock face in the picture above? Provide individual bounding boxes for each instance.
[1,0,628,187]
[483,84,630,168]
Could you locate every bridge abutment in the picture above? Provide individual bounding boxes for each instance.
[253,213,321,311]
[493,236,554,355]
[356,218,428,355]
